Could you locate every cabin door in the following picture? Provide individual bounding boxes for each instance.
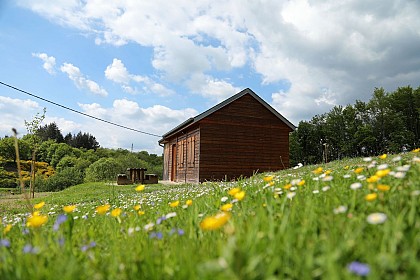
[171,144,177,181]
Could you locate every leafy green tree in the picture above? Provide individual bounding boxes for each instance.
[37,122,64,143]
[66,131,100,150]
[49,143,78,167]
[388,86,420,149]
[85,158,124,182]
[325,106,347,160]
[116,154,146,169]
[341,105,360,157]
[56,156,90,173]
[80,149,100,164]
[37,139,57,163]
[293,120,324,165]
[0,137,18,161]
[56,156,78,172]
[0,137,31,161]
[289,131,302,167]
[24,108,46,197]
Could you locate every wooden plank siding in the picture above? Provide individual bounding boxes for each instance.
[159,89,294,183]
[198,94,291,181]
[162,143,170,180]
[164,128,200,183]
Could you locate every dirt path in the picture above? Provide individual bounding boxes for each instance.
[0,192,51,214]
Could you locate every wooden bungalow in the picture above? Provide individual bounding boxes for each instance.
[158,88,295,183]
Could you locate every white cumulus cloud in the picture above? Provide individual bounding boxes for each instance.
[32,52,56,74]
[0,96,40,136]
[18,0,420,127]
[61,63,108,97]
[105,58,174,96]
[75,100,198,152]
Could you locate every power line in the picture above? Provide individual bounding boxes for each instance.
[0,81,162,138]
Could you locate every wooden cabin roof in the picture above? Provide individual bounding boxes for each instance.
[159,88,295,143]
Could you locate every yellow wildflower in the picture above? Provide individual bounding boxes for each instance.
[379,154,387,159]
[376,169,390,178]
[228,187,240,196]
[313,167,323,174]
[96,204,110,215]
[138,210,145,216]
[220,203,233,212]
[234,191,246,201]
[111,208,122,217]
[186,199,193,206]
[134,205,141,211]
[344,165,350,170]
[297,180,306,186]
[324,170,332,175]
[354,167,364,174]
[63,205,76,213]
[263,175,274,182]
[283,183,292,190]
[3,224,12,235]
[377,184,390,192]
[135,185,145,192]
[366,175,380,183]
[169,200,180,208]
[365,193,378,202]
[413,148,420,153]
[34,201,45,210]
[26,212,48,228]
[200,212,231,231]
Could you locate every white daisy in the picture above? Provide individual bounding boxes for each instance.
[350,182,362,190]
[366,213,387,224]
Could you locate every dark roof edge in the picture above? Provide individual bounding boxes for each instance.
[159,88,296,142]
[159,117,194,141]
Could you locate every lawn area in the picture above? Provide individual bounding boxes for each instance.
[1,152,420,279]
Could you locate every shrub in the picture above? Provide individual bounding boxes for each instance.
[56,156,78,172]
[36,167,84,192]
[0,167,17,188]
[84,158,124,182]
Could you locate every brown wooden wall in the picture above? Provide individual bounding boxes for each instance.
[198,94,292,181]
[162,143,170,181]
[163,128,200,183]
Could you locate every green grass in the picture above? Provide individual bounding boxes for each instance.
[1,153,420,279]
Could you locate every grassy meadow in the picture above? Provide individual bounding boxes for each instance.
[1,151,420,279]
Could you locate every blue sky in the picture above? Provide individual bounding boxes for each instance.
[1,0,419,154]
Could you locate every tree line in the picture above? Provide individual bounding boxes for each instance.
[0,123,163,191]
[289,85,420,166]
[37,122,100,150]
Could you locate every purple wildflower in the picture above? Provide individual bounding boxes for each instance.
[81,245,89,252]
[149,232,163,239]
[156,216,167,225]
[169,228,185,236]
[57,237,65,247]
[0,239,11,248]
[23,244,39,254]
[53,214,68,231]
[347,261,370,276]
[81,241,96,252]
